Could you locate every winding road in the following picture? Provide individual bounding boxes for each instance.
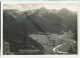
[52,40,76,54]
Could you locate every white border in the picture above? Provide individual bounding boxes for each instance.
[1,1,79,58]
[1,0,78,2]
[2,1,78,4]
[1,1,3,57]
[78,2,80,58]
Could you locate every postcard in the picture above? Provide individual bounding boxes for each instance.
[3,2,77,55]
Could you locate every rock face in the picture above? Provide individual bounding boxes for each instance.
[27,7,66,33]
[4,8,67,34]
[52,8,77,32]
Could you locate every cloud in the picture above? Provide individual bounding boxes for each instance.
[3,3,77,12]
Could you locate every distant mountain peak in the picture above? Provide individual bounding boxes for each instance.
[60,8,73,12]
[60,8,68,11]
[32,7,52,17]
[40,7,47,10]
[39,7,49,12]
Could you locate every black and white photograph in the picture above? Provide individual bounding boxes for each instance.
[3,2,77,55]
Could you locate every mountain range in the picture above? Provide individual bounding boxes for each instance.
[3,7,77,54]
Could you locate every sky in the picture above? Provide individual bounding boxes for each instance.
[3,3,77,12]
